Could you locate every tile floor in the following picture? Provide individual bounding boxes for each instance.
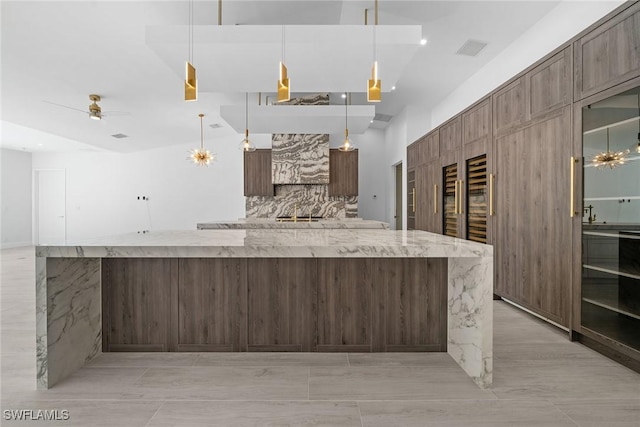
[1,246,639,426]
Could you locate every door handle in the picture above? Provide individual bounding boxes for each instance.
[412,188,416,213]
[570,156,578,217]
[454,180,458,215]
[489,173,494,216]
[458,180,464,214]
[433,184,437,214]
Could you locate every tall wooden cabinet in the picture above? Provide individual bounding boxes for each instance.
[328,149,358,196]
[244,149,275,196]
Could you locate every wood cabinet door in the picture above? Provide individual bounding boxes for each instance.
[177,259,247,351]
[244,149,274,196]
[494,107,572,326]
[416,160,442,234]
[526,47,572,120]
[102,258,173,351]
[328,149,358,196]
[462,98,491,146]
[407,142,418,169]
[439,116,462,154]
[425,130,440,161]
[493,77,526,136]
[574,5,640,101]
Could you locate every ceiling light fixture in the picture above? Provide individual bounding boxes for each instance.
[88,94,102,120]
[189,114,214,166]
[184,0,197,101]
[339,93,355,152]
[592,128,629,169]
[239,93,256,152]
[277,25,290,102]
[420,38,428,46]
[367,0,381,102]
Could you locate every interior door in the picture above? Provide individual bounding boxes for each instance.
[35,169,66,245]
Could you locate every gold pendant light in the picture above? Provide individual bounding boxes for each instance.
[277,25,290,102]
[592,128,629,169]
[339,93,355,152]
[185,0,197,101]
[189,114,214,166]
[239,93,256,152]
[367,0,381,102]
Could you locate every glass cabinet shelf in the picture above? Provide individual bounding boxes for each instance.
[582,263,640,280]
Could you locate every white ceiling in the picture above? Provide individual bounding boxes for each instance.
[0,0,562,153]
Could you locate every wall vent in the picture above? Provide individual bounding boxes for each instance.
[111,133,128,139]
[456,39,488,57]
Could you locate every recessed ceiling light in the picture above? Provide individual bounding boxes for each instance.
[370,120,374,123]
[37,143,43,146]
[341,93,347,99]
[420,38,427,46]
[391,86,396,91]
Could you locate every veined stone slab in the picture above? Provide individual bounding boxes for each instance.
[272,134,330,184]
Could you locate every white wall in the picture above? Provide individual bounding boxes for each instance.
[353,128,387,222]
[31,135,245,241]
[384,107,410,228]
[1,148,33,248]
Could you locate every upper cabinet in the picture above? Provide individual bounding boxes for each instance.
[244,149,275,197]
[526,47,572,120]
[493,77,526,135]
[328,149,358,196]
[574,6,640,101]
[439,116,462,154]
[462,98,491,145]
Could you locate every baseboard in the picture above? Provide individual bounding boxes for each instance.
[0,241,32,249]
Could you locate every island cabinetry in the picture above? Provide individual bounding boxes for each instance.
[574,6,640,101]
[244,149,275,196]
[248,258,317,352]
[328,148,358,196]
[177,259,247,352]
[102,258,174,352]
[101,257,448,353]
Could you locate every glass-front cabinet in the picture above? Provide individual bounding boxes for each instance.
[581,86,640,353]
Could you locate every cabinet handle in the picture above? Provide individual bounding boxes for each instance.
[454,180,458,214]
[433,184,437,214]
[570,157,578,217]
[459,180,464,215]
[489,173,494,216]
[412,188,416,213]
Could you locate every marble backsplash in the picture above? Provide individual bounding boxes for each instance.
[246,185,357,218]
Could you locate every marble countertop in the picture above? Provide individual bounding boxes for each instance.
[197,219,389,229]
[36,229,492,259]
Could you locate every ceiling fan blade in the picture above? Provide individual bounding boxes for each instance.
[102,111,131,117]
[42,100,88,114]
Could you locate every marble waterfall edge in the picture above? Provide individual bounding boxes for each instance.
[36,257,102,389]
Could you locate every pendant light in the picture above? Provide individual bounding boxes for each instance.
[339,93,355,152]
[239,92,256,152]
[367,0,381,102]
[592,128,628,169]
[277,25,290,102]
[184,0,197,101]
[189,114,214,166]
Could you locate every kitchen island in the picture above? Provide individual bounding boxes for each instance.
[36,229,493,389]
[197,218,389,229]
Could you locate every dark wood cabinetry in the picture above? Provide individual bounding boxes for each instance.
[574,6,640,101]
[527,47,572,119]
[328,149,358,196]
[244,149,274,196]
[493,77,526,135]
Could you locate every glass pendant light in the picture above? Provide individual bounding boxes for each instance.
[239,92,256,152]
[339,93,355,152]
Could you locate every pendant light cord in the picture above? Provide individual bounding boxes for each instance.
[200,114,204,150]
[282,25,285,64]
[188,0,194,64]
[606,128,610,152]
[245,92,249,131]
[345,92,348,131]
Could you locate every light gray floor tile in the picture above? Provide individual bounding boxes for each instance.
[309,367,495,400]
[554,398,640,427]
[495,343,620,367]
[194,352,349,367]
[0,399,162,426]
[147,401,361,427]
[347,352,454,367]
[86,352,200,368]
[359,400,578,427]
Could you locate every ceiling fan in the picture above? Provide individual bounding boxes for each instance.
[43,94,130,120]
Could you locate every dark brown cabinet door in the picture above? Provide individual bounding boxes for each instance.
[574,5,640,101]
[416,160,442,234]
[102,258,173,351]
[177,259,246,351]
[526,47,572,120]
[244,149,274,196]
[328,149,358,196]
[493,77,526,136]
[494,107,572,326]
[247,259,317,352]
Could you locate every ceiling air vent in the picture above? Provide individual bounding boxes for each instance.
[111,133,128,139]
[209,123,222,129]
[373,113,392,122]
[456,39,488,57]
